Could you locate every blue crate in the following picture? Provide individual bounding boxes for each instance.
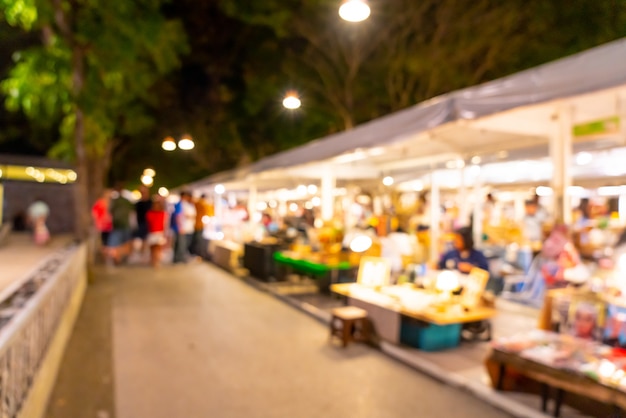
[400,319,461,352]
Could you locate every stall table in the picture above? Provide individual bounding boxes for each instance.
[487,348,626,417]
[331,283,496,350]
[243,241,282,281]
[273,251,357,292]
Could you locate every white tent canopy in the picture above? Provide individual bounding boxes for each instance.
[189,38,626,192]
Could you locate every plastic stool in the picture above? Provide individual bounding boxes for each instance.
[330,306,369,347]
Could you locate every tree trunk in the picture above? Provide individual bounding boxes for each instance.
[71,47,90,242]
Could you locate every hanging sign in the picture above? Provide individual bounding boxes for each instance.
[573,116,620,138]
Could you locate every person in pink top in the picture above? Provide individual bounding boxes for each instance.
[92,189,113,262]
[145,197,168,267]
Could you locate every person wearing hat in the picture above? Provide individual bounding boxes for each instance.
[438,226,489,273]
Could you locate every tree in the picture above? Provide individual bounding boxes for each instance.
[0,0,187,238]
[219,0,626,143]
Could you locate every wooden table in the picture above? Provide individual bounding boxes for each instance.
[488,348,626,417]
[331,283,496,346]
[331,283,497,325]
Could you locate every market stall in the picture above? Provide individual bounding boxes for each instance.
[331,257,495,350]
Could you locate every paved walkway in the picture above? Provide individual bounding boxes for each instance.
[47,261,510,418]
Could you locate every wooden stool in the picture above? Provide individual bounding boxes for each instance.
[330,306,369,347]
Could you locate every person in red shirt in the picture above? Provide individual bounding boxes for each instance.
[145,197,168,267]
[91,189,113,263]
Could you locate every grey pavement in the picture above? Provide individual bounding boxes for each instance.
[47,260,511,418]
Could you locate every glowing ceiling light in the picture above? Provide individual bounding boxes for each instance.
[349,235,373,253]
[297,185,307,195]
[339,0,371,22]
[575,151,593,166]
[535,186,553,197]
[382,176,394,186]
[214,184,225,195]
[307,184,318,194]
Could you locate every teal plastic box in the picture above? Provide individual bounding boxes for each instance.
[400,319,461,351]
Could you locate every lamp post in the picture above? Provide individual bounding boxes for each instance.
[338,0,370,22]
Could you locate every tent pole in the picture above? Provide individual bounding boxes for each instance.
[458,164,470,227]
[321,167,336,221]
[472,175,485,249]
[247,181,258,225]
[429,172,441,263]
[550,105,573,225]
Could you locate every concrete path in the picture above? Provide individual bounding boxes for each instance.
[47,260,511,418]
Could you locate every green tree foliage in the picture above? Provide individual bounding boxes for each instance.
[0,0,187,237]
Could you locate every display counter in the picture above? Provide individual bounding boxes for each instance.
[273,251,358,292]
[243,241,282,281]
[331,283,496,350]
[209,240,242,272]
[486,330,626,416]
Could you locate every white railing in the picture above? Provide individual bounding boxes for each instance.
[0,243,83,418]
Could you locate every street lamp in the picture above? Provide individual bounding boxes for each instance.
[339,0,370,22]
[162,136,177,151]
[178,134,195,150]
[140,175,154,187]
[282,92,301,110]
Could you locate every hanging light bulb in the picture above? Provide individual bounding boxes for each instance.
[339,0,371,22]
[162,136,177,151]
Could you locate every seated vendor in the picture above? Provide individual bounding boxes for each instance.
[438,226,489,273]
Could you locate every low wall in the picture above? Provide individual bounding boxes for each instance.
[0,242,87,418]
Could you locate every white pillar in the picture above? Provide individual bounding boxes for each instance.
[550,105,573,225]
[429,172,441,263]
[247,183,257,224]
[514,193,526,222]
[458,166,470,227]
[321,168,336,221]
[215,192,223,220]
[472,178,485,249]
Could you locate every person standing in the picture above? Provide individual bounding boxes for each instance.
[109,184,135,264]
[92,189,113,262]
[172,191,196,263]
[192,194,210,258]
[146,197,168,268]
[27,198,50,245]
[134,185,152,258]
